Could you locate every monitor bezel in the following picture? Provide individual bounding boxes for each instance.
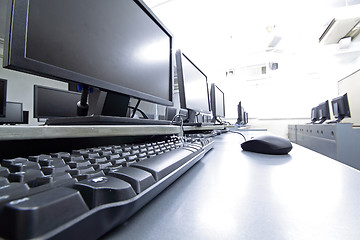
[311,106,318,122]
[317,100,330,122]
[236,101,243,124]
[210,83,225,118]
[331,93,351,120]
[33,85,82,118]
[0,101,23,124]
[3,0,174,107]
[175,50,211,114]
[0,78,7,117]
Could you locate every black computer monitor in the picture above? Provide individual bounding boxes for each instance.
[310,106,318,123]
[317,100,330,124]
[175,50,211,123]
[34,85,82,119]
[210,83,225,123]
[3,0,173,125]
[0,78,7,117]
[0,102,23,124]
[331,93,351,123]
[236,101,244,125]
[244,111,248,124]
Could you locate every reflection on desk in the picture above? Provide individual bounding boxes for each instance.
[104,132,360,240]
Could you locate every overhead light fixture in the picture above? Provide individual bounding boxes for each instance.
[319,17,360,44]
[266,25,281,49]
[268,35,282,48]
[319,4,360,45]
[344,21,360,40]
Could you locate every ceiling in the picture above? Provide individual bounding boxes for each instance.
[1,0,360,73]
[143,0,360,73]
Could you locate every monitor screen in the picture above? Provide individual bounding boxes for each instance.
[210,83,225,120]
[34,85,81,118]
[317,100,330,123]
[0,102,23,124]
[175,50,211,118]
[331,93,351,122]
[4,0,173,108]
[0,79,6,117]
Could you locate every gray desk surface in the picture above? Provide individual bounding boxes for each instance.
[103,132,360,240]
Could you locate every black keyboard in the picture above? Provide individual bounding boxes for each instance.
[0,135,214,239]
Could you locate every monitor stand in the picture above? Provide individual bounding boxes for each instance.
[175,109,203,127]
[45,87,171,126]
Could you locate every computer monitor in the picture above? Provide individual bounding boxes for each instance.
[236,101,244,125]
[0,78,6,117]
[175,50,211,123]
[0,102,23,124]
[331,93,351,123]
[317,100,330,124]
[210,83,225,123]
[310,106,318,123]
[3,0,173,125]
[34,85,81,119]
[244,111,248,124]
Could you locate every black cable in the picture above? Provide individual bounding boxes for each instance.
[215,116,231,125]
[228,130,247,142]
[171,114,187,136]
[130,99,141,118]
[128,106,148,119]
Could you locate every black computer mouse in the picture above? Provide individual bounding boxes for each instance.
[241,135,293,155]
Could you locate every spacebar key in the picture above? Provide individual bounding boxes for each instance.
[132,148,197,181]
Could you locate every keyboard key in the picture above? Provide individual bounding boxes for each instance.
[0,188,89,240]
[0,177,9,187]
[2,158,27,168]
[28,154,52,162]
[41,164,71,175]
[8,160,40,173]
[74,170,105,181]
[132,148,196,181]
[125,155,138,162]
[108,167,156,194]
[74,176,136,208]
[50,152,71,158]
[72,149,89,155]
[66,166,95,176]
[8,169,45,186]
[0,182,30,211]
[32,172,73,187]
[0,167,9,178]
[107,153,121,160]
[62,154,85,163]
[67,160,91,168]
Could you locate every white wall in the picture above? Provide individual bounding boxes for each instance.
[214,46,360,137]
[0,46,68,125]
[145,0,360,137]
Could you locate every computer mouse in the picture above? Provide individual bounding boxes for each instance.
[241,135,293,155]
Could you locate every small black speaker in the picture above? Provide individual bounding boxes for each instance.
[165,106,177,121]
[22,111,29,124]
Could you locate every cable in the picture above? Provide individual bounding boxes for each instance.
[216,116,231,125]
[128,106,148,119]
[130,99,141,118]
[228,130,247,142]
[171,114,187,137]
